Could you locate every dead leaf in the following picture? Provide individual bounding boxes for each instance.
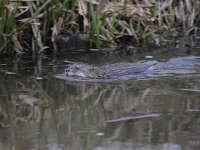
[78,0,87,16]
[51,17,64,42]
[19,94,39,106]
[5,4,14,15]
[11,31,23,52]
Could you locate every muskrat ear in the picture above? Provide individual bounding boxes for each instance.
[66,64,72,68]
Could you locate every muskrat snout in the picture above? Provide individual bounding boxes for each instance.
[64,64,89,77]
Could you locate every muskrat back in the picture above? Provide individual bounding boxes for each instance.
[65,61,157,79]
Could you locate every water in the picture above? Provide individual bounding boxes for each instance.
[0,47,200,150]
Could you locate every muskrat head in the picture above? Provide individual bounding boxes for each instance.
[65,63,108,78]
[65,64,90,78]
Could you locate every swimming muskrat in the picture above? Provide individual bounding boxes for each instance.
[65,61,157,79]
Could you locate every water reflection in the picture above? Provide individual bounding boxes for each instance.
[0,50,200,150]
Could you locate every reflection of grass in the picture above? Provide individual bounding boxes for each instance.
[1,71,200,149]
[0,74,108,133]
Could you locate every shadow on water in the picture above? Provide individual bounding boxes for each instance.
[1,46,200,150]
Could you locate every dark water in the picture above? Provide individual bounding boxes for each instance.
[0,47,200,150]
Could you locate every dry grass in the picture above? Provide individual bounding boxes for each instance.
[0,0,199,53]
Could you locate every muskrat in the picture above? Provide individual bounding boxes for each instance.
[65,61,157,79]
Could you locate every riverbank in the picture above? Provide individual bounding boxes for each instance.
[0,0,200,53]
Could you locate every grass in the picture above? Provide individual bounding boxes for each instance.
[88,0,102,48]
[0,0,200,53]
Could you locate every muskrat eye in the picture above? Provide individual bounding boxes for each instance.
[65,69,69,73]
[75,66,80,70]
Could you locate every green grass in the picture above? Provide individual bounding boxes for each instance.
[88,0,102,48]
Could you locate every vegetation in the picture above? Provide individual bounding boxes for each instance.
[0,0,200,53]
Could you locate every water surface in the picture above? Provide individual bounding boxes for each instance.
[0,47,200,150]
